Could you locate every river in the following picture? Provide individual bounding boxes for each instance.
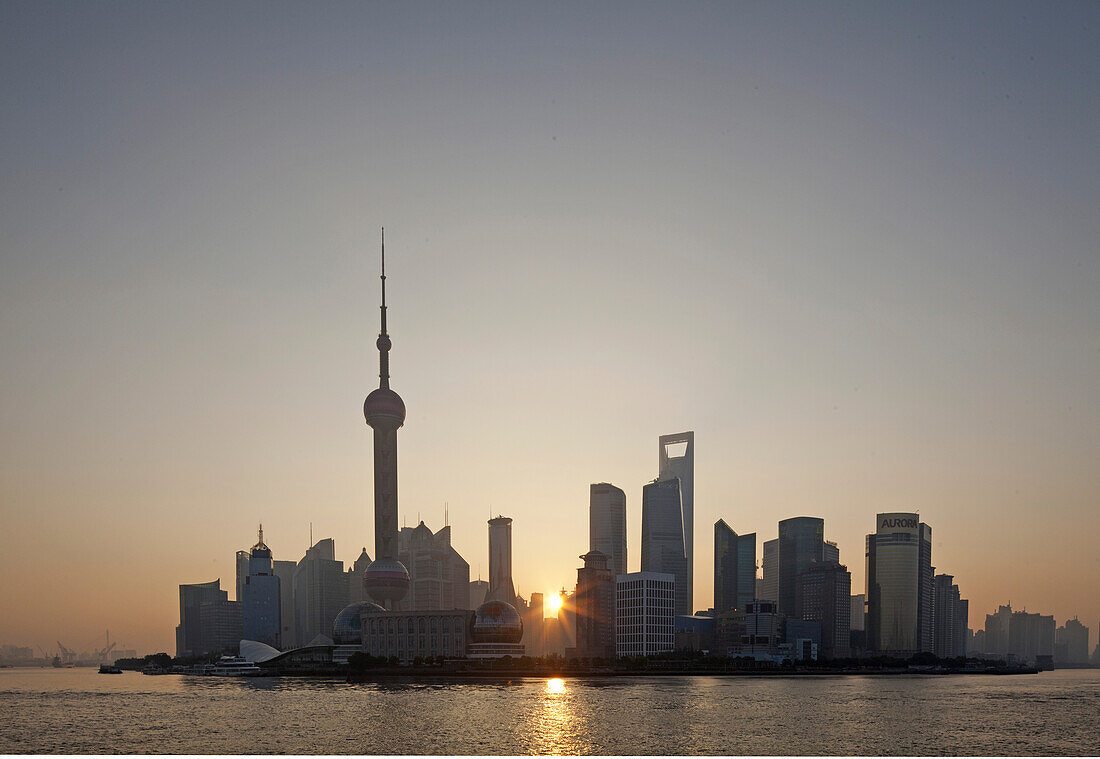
[2,667,1098,754]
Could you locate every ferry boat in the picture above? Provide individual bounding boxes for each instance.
[98,664,122,674]
[210,656,263,676]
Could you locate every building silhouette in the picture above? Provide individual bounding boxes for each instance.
[175,579,241,658]
[1055,617,1090,664]
[487,516,516,605]
[361,230,411,609]
[393,521,471,611]
[589,483,627,577]
[865,512,933,656]
[346,547,372,604]
[796,562,851,659]
[273,559,295,649]
[761,538,778,603]
[640,477,689,616]
[777,516,824,616]
[292,538,347,646]
[574,550,615,659]
[932,574,969,659]
[658,432,694,612]
[469,579,489,608]
[241,524,280,648]
[713,520,756,613]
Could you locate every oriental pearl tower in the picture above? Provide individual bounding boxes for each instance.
[361,229,410,608]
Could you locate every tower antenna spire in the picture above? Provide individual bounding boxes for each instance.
[376,227,391,389]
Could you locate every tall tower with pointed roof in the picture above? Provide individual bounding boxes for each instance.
[362,229,411,608]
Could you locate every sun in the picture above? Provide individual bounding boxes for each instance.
[546,592,564,615]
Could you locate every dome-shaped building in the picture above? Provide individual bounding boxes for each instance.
[332,600,385,646]
[363,556,410,607]
[467,599,525,658]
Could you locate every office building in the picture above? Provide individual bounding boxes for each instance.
[362,234,411,608]
[1008,609,1055,665]
[933,574,969,659]
[524,592,545,657]
[469,579,489,608]
[850,594,866,631]
[346,548,372,604]
[1055,617,1090,664]
[777,516,824,615]
[241,525,281,648]
[659,432,694,613]
[865,513,933,656]
[713,520,756,613]
[616,572,675,657]
[273,559,296,649]
[590,483,627,577]
[394,521,471,611]
[293,538,348,647]
[641,478,689,616]
[824,540,840,564]
[917,523,934,653]
[761,539,778,603]
[796,562,851,659]
[574,551,615,659]
[176,579,242,658]
[235,550,249,603]
[739,600,783,658]
[487,516,517,605]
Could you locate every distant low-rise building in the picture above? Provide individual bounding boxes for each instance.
[1055,617,1090,665]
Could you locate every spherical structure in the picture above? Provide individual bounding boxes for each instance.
[363,557,410,606]
[332,600,385,645]
[470,600,524,644]
[363,387,406,429]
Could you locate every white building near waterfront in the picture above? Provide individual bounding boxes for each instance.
[616,571,675,657]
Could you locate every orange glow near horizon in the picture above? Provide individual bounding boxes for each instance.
[545,592,564,617]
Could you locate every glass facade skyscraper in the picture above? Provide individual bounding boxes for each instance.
[640,477,689,616]
[777,516,824,615]
[866,512,933,656]
[713,519,756,614]
[590,483,627,577]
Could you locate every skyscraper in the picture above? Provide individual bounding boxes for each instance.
[362,230,411,609]
[487,515,516,605]
[273,559,295,649]
[590,483,627,577]
[346,547,372,604]
[574,550,615,659]
[394,521,471,611]
[796,562,852,659]
[1055,617,1090,664]
[865,512,933,656]
[932,573,969,659]
[659,432,694,611]
[640,477,689,616]
[761,538,778,603]
[241,524,280,648]
[292,538,348,646]
[175,579,242,658]
[777,516,824,615]
[713,520,756,613]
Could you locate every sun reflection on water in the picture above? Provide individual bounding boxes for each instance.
[545,677,566,695]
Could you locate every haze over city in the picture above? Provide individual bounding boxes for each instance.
[2,1,1098,657]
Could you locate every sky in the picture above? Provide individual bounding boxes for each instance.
[1,1,1098,656]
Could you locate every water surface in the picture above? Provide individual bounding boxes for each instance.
[2,667,1098,754]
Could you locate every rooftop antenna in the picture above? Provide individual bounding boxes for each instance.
[445,502,449,527]
[309,522,313,547]
[258,522,264,545]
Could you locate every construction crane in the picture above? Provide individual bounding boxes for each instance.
[94,641,116,663]
[56,641,75,664]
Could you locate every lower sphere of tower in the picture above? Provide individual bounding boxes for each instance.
[363,557,410,606]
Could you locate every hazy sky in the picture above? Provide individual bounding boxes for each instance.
[2,1,1098,655]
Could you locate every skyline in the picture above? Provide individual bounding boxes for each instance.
[2,1,1099,654]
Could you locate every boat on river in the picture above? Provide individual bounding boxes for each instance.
[98,664,122,674]
[210,656,263,676]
